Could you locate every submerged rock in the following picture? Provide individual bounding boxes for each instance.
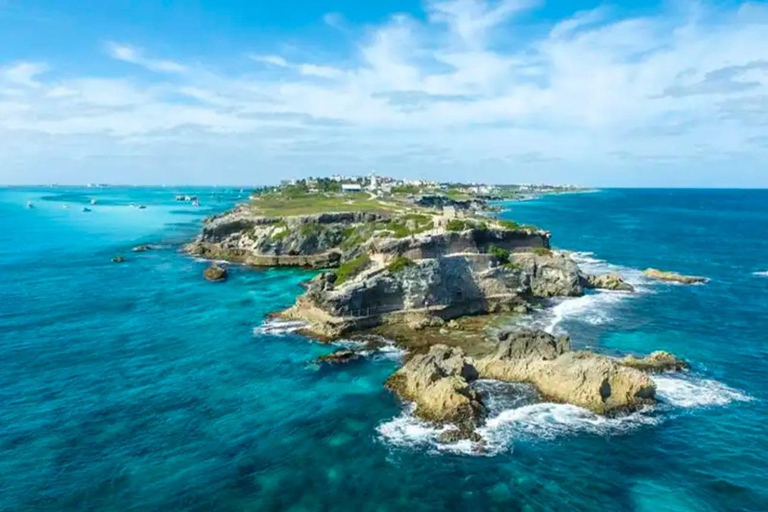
[314,349,362,365]
[585,273,635,292]
[132,245,152,252]
[111,255,126,263]
[618,351,689,373]
[644,268,708,284]
[204,264,228,282]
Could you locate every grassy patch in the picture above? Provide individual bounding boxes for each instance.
[446,219,469,232]
[387,256,416,274]
[532,247,552,256]
[488,245,510,264]
[334,254,371,284]
[250,191,395,216]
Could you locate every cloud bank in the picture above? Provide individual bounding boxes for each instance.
[1,0,767,185]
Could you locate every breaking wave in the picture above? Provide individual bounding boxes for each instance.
[254,318,308,335]
[654,375,754,408]
[753,271,768,277]
[377,373,753,457]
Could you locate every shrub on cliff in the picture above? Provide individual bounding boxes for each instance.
[488,245,511,264]
[532,247,552,256]
[334,254,371,284]
[446,219,468,232]
[387,256,416,274]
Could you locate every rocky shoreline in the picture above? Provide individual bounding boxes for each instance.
[187,191,692,441]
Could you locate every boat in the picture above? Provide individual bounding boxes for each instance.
[82,207,91,212]
[138,205,146,210]
[26,201,34,209]
[62,204,69,209]
[90,199,97,205]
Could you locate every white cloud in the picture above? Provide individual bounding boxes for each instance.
[1,1,768,185]
[105,42,187,74]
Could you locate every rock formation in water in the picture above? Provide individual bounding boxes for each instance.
[204,264,228,282]
[643,268,708,284]
[618,351,689,372]
[584,272,635,292]
[385,329,665,437]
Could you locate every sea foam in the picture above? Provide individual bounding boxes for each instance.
[654,375,753,408]
[254,318,308,335]
[753,271,768,277]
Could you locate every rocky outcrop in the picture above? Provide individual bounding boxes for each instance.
[204,264,228,282]
[373,228,550,260]
[644,268,708,284]
[474,329,655,415]
[385,329,663,438]
[385,345,482,437]
[511,250,584,297]
[111,255,126,263]
[618,351,689,373]
[585,273,635,292]
[282,254,531,337]
[187,208,388,269]
[415,195,485,211]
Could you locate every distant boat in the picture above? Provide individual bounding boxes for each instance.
[192,199,200,207]
[138,205,147,209]
[62,204,69,209]
[90,199,97,205]
[26,201,34,209]
[82,207,92,212]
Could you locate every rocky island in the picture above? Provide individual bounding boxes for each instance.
[187,176,686,440]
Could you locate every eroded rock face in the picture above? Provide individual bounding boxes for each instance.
[385,330,662,438]
[512,251,585,297]
[187,209,386,268]
[385,345,482,434]
[618,351,689,373]
[585,273,635,292]
[644,268,708,284]
[474,330,657,415]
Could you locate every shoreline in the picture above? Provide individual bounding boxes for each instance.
[186,183,705,443]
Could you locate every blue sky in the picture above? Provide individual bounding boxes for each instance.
[1,0,767,186]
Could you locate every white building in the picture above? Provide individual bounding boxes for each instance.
[342,183,363,193]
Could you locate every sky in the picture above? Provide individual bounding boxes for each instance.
[1,0,767,187]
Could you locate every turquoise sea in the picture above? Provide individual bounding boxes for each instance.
[1,187,766,512]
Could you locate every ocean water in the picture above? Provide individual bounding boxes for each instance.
[1,187,766,512]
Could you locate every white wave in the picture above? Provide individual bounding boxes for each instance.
[570,251,649,289]
[376,407,449,448]
[654,375,753,408]
[542,291,626,334]
[478,403,660,453]
[753,271,768,277]
[254,318,308,335]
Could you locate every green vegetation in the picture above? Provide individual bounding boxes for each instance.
[334,254,371,284]
[499,219,539,231]
[532,247,552,256]
[300,222,322,236]
[387,256,416,274]
[488,245,511,264]
[446,219,469,232]
[250,191,395,217]
[391,184,421,195]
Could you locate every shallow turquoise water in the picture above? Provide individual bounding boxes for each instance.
[1,188,766,511]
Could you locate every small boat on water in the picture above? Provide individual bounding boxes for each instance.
[82,207,92,212]
[138,205,146,209]
[90,199,97,205]
[26,201,34,209]
[62,204,69,209]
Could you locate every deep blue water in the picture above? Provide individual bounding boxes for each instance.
[1,187,766,512]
